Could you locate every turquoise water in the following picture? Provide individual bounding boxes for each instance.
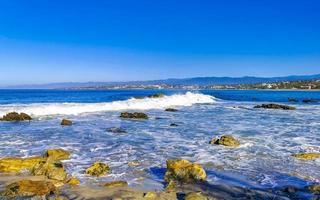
[0,89,319,199]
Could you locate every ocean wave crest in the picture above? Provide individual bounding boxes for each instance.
[0,92,215,117]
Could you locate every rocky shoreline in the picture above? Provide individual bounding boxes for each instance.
[0,95,319,199]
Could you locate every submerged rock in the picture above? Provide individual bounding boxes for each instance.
[106,127,127,134]
[292,153,320,160]
[170,123,178,127]
[302,99,318,103]
[44,149,70,160]
[103,181,128,188]
[0,157,44,173]
[210,135,240,147]
[1,180,57,197]
[164,159,206,183]
[288,98,298,102]
[307,184,320,194]
[185,192,208,200]
[85,162,110,177]
[0,112,32,121]
[61,119,72,126]
[254,103,296,110]
[165,108,178,112]
[148,93,165,98]
[120,112,149,119]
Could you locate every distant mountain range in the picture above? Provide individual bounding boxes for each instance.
[2,74,320,89]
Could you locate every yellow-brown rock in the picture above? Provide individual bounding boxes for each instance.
[61,119,72,126]
[185,192,208,200]
[66,177,80,186]
[292,153,320,160]
[307,184,320,194]
[1,180,56,197]
[44,149,70,160]
[32,160,67,181]
[0,157,44,173]
[103,181,128,188]
[144,191,157,199]
[85,162,110,177]
[209,135,240,147]
[0,112,32,121]
[164,159,206,183]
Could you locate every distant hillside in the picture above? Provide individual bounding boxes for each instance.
[2,74,320,89]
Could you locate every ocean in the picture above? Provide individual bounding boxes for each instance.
[0,89,319,199]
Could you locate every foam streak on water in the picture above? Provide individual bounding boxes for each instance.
[0,92,215,116]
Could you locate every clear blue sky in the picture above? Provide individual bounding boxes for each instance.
[0,0,319,85]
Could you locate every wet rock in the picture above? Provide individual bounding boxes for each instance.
[85,162,110,177]
[254,103,296,110]
[307,184,320,194]
[185,192,208,200]
[292,153,320,160]
[170,123,178,127]
[66,177,80,186]
[0,157,44,173]
[0,112,32,121]
[106,127,127,134]
[44,149,70,160]
[148,93,165,98]
[120,112,149,120]
[144,191,157,199]
[103,181,128,188]
[1,180,57,197]
[61,119,72,126]
[164,159,206,183]
[209,135,240,147]
[165,108,178,112]
[32,160,67,181]
[302,99,318,103]
[165,180,177,192]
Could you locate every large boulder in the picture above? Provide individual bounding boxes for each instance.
[210,135,240,147]
[120,112,149,120]
[0,157,44,173]
[85,162,110,177]
[44,149,70,160]
[254,104,296,110]
[0,112,32,121]
[1,180,57,197]
[32,160,67,181]
[148,93,165,98]
[164,159,206,183]
[292,153,320,160]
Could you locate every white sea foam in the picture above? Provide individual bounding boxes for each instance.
[0,92,215,117]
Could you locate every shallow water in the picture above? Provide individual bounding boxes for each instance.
[0,89,319,199]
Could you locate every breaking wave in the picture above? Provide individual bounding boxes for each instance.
[0,92,215,117]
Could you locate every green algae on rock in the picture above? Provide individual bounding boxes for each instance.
[185,192,208,200]
[85,162,110,177]
[0,157,45,173]
[1,180,57,197]
[32,160,67,181]
[164,159,206,183]
[0,112,32,121]
[44,149,71,161]
[120,112,149,119]
[61,119,72,126]
[103,181,128,188]
[209,135,240,147]
[292,153,320,160]
[254,103,296,110]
